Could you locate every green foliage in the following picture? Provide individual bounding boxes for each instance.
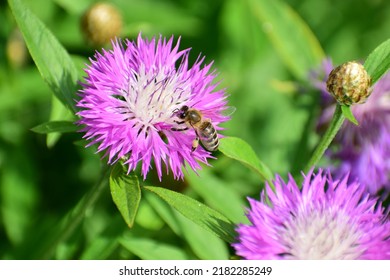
[364,38,390,84]
[8,0,79,113]
[109,165,141,228]
[119,236,190,260]
[1,0,389,260]
[341,105,358,126]
[31,121,78,134]
[143,186,236,244]
[219,137,273,183]
[248,0,325,80]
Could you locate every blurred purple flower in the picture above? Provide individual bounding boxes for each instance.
[311,59,390,195]
[76,34,230,180]
[233,170,390,260]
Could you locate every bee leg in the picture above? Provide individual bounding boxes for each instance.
[172,120,188,131]
[192,137,199,152]
[171,127,188,131]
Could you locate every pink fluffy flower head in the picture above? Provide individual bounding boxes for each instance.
[76,34,230,180]
[233,170,390,260]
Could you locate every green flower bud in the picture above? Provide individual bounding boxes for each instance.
[326,61,371,105]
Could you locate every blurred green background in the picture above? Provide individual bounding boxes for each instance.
[0,0,389,259]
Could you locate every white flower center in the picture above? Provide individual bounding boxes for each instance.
[121,64,191,129]
[281,209,363,259]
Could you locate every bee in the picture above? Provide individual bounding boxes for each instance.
[172,105,219,152]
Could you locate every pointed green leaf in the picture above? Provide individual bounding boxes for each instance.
[109,165,141,228]
[31,121,78,134]
[219,137,273,183]
[249,0,325,79]
[8,0,79,113]
[143,186,236,243]
[364,38,390,84]
[341,105,358,126]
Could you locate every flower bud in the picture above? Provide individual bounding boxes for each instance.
[81,2,123,46]
[326,61,371,105]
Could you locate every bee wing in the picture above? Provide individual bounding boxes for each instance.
[198,106,236,117]
[221,106,236,117]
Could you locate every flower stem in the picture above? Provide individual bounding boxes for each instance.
[303,103,345,175]
[38,165,111,259]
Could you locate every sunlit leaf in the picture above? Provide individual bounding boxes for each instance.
[219,137,273,183]
[109,165,141,228]
[143,186,236,243]
[8,0,79,113]
[364,38,390,84]
[341,105,358,126]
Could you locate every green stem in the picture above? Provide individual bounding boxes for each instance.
[38,165,111,259]
[303,103,345,174]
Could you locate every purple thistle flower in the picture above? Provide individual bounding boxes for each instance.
[311,59,390,195]
[76,34,230,180]
[233,170,390,260]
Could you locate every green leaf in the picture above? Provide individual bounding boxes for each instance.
[249,0,325,79]
[31,121,78,134]
[186,169,247,224]
[120,236,190,260]
[341,105,358,126]
[364,38,390,84]
[143,186,236,243]
[8,0,79,113]
[144,190,229,259]
[109,165,141,228]
[172,212,229,260]
[219,137,273,183]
